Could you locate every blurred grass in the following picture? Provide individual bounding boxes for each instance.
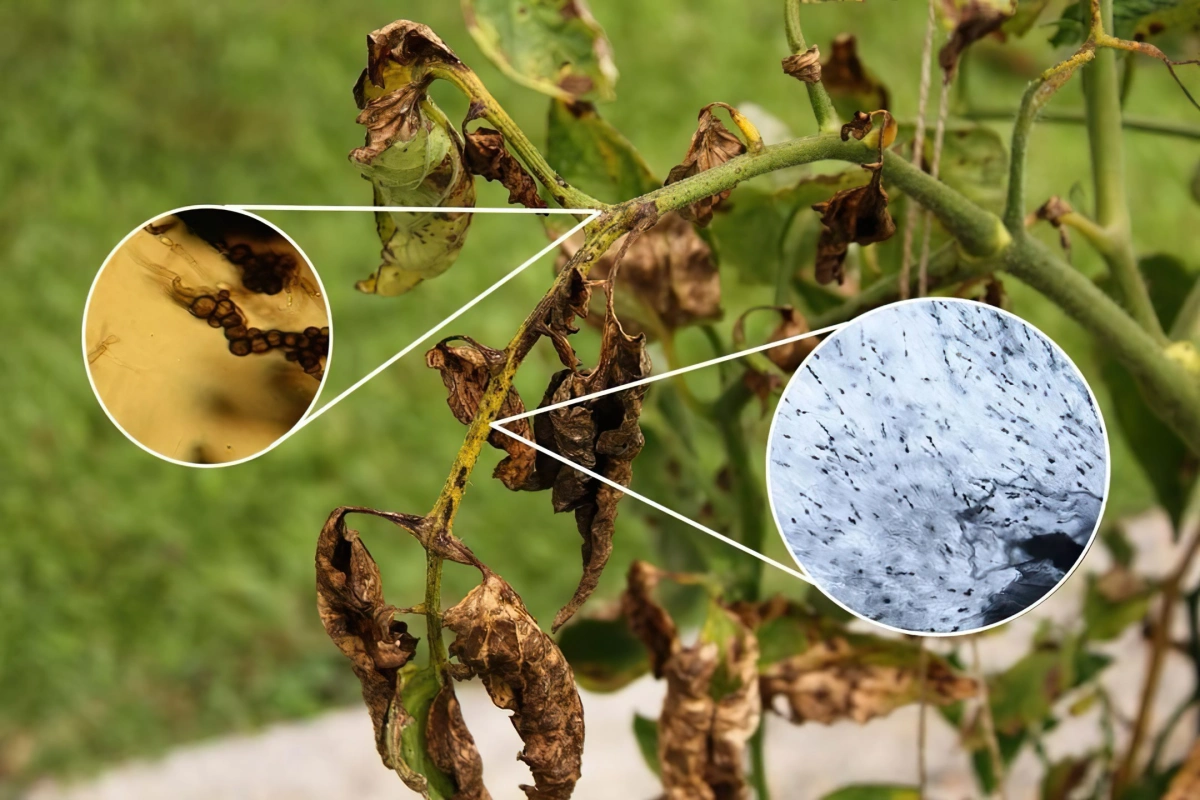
[0,0,1197,787]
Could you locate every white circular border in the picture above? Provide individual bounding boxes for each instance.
[763,296,1113,638]
[81,204,334,469]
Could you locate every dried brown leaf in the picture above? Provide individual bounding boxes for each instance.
[351,81,433,164]
[782,45,823,83]
[425,338,538,491]
[732,306,818,374]
[707,624,760,800]
[315,507,422,764]
[1166,741,1200,800]
[463,127,548,210]
[742,368,783,418]
[760,634,977,725]
[362,20,460,93]
[427,682,492,800]
[939,1,1012,81]
[840,110,874,142]
[665,103,748,226]
[620,560,681,677]
[660,644,721,799]
[812,161,896,285]
[444,571,584,799]
[540,299,652,630]
[1029,195,1074,256]
[556,212,721,336]
[822,34,890,112]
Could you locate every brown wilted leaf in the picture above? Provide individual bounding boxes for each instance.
[540,298,652,630]
[782,45,823,83]
[665,103,748,226]
[822,34,890,113]
[760,634,977,725]
[1166,741,1200,800]
[621,562,761,800]
[315,507,422,765]
[463,127,548,210]
[362,20,460,90]
[841,110,874,142]
[939,1,1012,81]
[1028,195,1074,257]
[742,368,783,418]
[556,212,721,337]
[425,337,537,491]
[351,82,434,163]
[733,305,819,374]
[427,683,492,800]
[812,160,896,285]
[444,571,584,800]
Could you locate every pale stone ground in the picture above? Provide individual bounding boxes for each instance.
[25,511,1199,800]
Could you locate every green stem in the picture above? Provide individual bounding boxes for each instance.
[784,0,840,134]
[1082,0,1167,343]
[963,108,1200,141]
[1003,233,1200,454]
[432,64,605,210]
[711,379,766,602]
[750,722,771,800]
[1172,277,1200,341]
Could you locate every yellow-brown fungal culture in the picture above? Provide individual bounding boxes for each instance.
[85,208,330,464]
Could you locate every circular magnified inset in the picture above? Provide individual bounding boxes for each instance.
[83,206,331,466]
[767,298,1109,635]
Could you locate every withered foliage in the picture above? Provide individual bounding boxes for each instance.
[744,601,977,726]
[762,307,819,373]
[315,507,422,765]
[557,212,721,336]
[463,127,548,210]
[840,110,874,142]
[425,337,537,491]
[821,34,890,112]
[352,81,434,163]
[444,571,584,799]
[427,683,492,800]
[782,45,822,83]
[622,562,761,800]
[939,1,1012,81]
[812,159,896,285]
[1166,741,1200,800]
[1029,195,1074,257]
[316,506,584,799]
[536,299,652,631]
[665,103,748,226]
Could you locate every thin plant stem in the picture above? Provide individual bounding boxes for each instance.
[962,107,1200,141]
[972,637,1007,800]
[918,78,952,297]
[899,0,938,301]
[784,0,840,133]
[750,721,771,800]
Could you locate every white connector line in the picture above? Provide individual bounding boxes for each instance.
[494,323,847,425]
[229,204,593,215]
[489,323,850,584]
[490,425,814,584]
[282,208,599,431]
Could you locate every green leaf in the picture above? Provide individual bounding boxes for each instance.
[556,615,650,692]
[352,93,476,296]
[1051,0,1200,46]
[546,99,659,205]
[464,0,617,101]
[632,714,661,777]
[820,786,921,800]
[1083,569,1154,641]
[393,664,457,799]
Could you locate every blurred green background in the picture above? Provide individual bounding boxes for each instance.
[1,0,1197,789]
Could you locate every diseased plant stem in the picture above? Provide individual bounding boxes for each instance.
[1113,524,1200,796]
[784,0,840,134]
[1082,0,1167,344]
[963,108,1200,142]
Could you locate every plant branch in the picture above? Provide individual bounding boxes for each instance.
[432,63,605,210]
[1082,0,1167,343]
[963,108,1200,142]
[784,0,840,134]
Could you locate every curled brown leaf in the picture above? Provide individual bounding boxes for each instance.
[427,682,492,800]
[463,127,548,210]
[939,1,1012,81]
[351,81,434,163]
[425,337,538,491]
[666,103,748,226]
[822,34,890,112]
[363,20,460,89]
[782,45,823,84]
[760,635,977,725]
[556,212,721,337]
[444,571,584,799]
[812,160,896,285]
[315,507,423,764]
[733,305,819,374]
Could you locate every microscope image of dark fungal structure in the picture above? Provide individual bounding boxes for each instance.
[85,208,330,464]
[767,299,1107,635]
